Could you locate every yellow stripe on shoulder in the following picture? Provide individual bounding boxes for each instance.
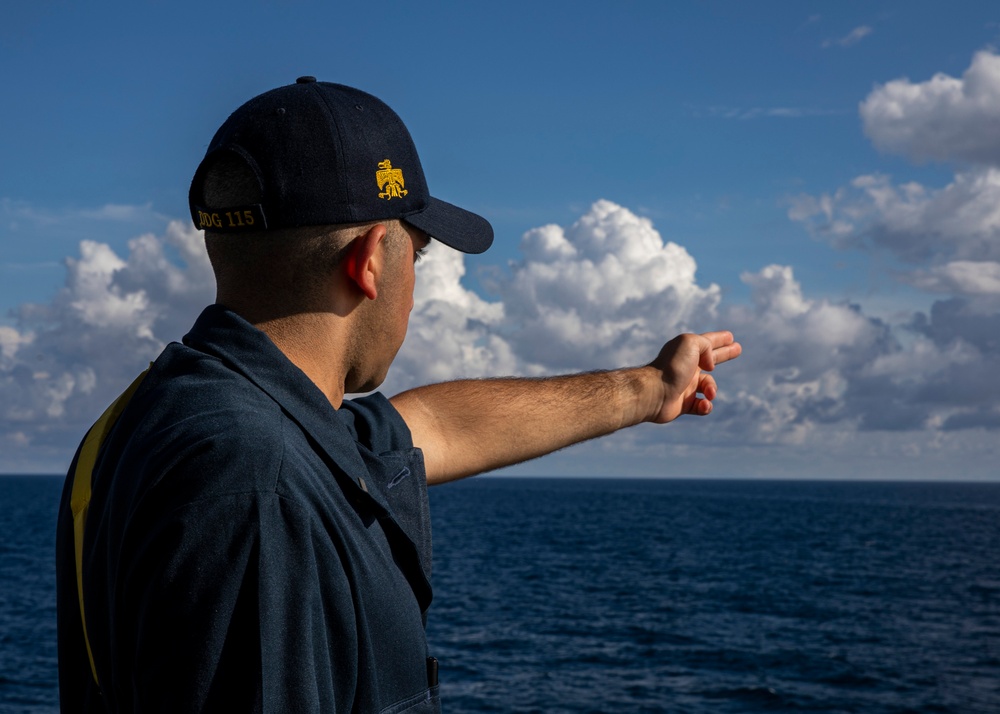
[70,366,151,687]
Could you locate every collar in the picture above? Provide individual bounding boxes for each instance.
[181,304,389,517]
[180,304,433,614]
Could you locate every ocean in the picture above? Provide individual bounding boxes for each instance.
[1,475,998,713]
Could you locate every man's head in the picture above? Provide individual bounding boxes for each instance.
[190,79,488,394]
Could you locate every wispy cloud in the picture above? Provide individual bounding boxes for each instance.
[822,25,873,49]
[0,261,62,271]
[79,203,160,222]
[1,198,165,229]
[691,105,842,121]
[798,14,822,31]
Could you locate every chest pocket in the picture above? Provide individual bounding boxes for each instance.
[372,449,432,583]
[357,447,434,610]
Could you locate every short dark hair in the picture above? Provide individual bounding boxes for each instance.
[197,150,412,314]
[198,152,346,305]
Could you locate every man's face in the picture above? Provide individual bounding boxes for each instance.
[384,220,429,350]
[352,221,429,392]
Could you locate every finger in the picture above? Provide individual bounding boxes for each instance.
[701,330,736,348]
[696,332,737,371]
[697,373,718,401]
[712,340,742,366]
[691,395,713,416]
[696,336,718,372]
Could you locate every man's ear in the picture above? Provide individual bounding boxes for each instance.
[343,224,387,301]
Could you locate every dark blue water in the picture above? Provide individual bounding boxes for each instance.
[426,478,1000,713]
[2,476,998,713]
[0,476,61,714]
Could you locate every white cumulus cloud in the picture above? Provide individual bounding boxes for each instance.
[790,169,1000,268]
[1,220,213,463]
[721,265,889,441]
[382,241,511,392]
[390,200,723,390]
[906,260,1000,296]
[861,50,1000,166]
[497,200,722,372]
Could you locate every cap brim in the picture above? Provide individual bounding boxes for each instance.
[403,197,493,254]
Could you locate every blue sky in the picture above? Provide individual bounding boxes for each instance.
[2,2,999,477]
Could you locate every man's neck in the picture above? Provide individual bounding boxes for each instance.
[254,312,351,409]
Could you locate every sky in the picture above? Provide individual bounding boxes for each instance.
[1,1,998,479]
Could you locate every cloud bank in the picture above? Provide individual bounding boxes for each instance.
[3,51,999,477]
[1,221,213,470]
[2,196,995,476]
[788,50,1000,446]
[392,193,996,472]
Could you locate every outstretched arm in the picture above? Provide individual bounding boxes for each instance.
[390,331,742,485]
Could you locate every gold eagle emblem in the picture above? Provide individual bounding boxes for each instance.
[376,159,408,200]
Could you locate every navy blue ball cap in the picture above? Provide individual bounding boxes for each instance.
[189,77,493,254]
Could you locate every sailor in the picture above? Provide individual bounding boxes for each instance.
[56,77,741,712]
